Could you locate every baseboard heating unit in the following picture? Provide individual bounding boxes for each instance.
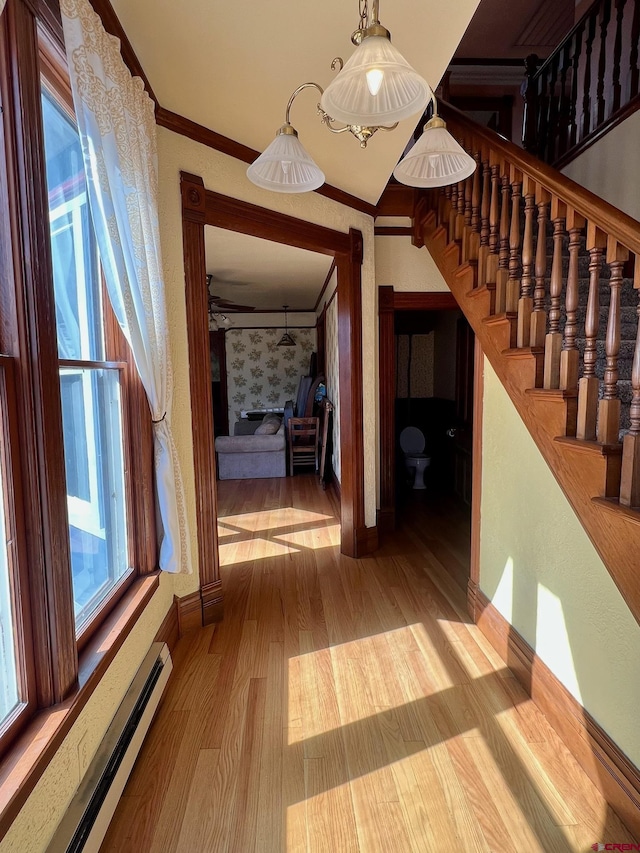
[47,642,173,853]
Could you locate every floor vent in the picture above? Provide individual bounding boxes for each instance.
[47,642,173,853]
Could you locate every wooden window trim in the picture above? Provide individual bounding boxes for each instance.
[0,571,160,841]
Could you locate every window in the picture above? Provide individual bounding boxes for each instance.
[41,88,131,633]
[0,0,156,774]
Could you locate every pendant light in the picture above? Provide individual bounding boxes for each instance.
[393,98,477,187]
[277,305,296,347]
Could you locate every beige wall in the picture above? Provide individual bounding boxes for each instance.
[375,235,452,292]
[562,110,640,222]
[0,577,174,853]
[479,359,640,766]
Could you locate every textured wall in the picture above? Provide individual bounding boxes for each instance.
[396,334,435,398]
[480,359,640,766]
[0,577,173,853]
[562,110,640,222]
[225,327,316,426]
[324,292,340,482]
[375,235,451,291]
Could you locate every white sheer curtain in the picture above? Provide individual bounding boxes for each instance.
[60,0,191,573]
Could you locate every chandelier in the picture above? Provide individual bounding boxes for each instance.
[247,0,476,193]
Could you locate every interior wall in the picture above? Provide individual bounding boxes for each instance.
[224,325,316,426]
[157,126,377,575]
[433,310,461,400]
[562,110,640,222]
[480,358,640,767]
[375,235,451,292]
[0,579,174,853]
[396,334,435,398]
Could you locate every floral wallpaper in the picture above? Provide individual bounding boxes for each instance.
[225,327,316,427]
[325,294,340,483]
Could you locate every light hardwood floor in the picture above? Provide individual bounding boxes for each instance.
[101,475,636,852]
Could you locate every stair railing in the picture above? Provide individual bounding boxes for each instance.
[424,102,640,511]
[522,0,640,167]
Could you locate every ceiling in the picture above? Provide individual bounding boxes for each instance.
[110,0,480,205]
[205,227,332,312]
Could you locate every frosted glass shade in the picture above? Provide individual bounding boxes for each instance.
[393,124,477,187]
[247,129,325,193]
[320,35,431,126]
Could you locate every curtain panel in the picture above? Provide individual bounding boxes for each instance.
[60,0,191,573]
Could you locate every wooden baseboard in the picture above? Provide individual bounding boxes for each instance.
[467,577,479,620]
[376,506,396,534]
[176,591,203,635]
[154,600,179,654]
[354,524,379,556]
[475,588,640,838]
[201,580,224,625]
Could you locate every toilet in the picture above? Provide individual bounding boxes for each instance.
[400,426,431,490]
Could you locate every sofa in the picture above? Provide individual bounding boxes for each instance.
[215,413,286,479]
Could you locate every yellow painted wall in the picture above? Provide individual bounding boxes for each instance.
[0,575,174,853]
[375,235,451,292]
[480,359,640,766]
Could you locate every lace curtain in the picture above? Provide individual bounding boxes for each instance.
[60,0,191,573]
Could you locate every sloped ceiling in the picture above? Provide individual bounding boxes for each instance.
[111,0,480,205]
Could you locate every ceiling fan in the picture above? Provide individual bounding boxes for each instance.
[206,274,256,312]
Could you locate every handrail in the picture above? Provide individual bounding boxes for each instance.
[441,101,640,257]
[533,0,599,80]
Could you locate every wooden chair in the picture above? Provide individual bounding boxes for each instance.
[287,417,319,475]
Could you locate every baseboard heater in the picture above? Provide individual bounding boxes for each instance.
[47,642,173,853]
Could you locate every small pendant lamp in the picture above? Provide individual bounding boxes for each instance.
[277,305,296,347]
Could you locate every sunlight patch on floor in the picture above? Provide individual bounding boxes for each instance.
[219,507,334,532]
[218,537,299,565]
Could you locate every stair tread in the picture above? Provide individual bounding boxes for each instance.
[593,496,640,523]
[555,435,623,456]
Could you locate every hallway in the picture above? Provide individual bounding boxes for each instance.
[101,476,635,852]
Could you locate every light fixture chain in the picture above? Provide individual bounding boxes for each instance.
[358,0,368,30]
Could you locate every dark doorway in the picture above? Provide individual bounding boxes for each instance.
[209,330,229,438]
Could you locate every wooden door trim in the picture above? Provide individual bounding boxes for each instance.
[182,173,368,616]
[377,288,461,534]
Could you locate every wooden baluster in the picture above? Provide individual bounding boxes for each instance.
[440,184,453,232]
[560,209,586,392]
[545,56,559,162]
[449,181,459,241]
[543,200,566,389]
[477,158,491,289]
[612,0,626,113]
[495,173,511,313]
[581,13,597,141]
[597,236,628,445]
[596,0,612,126]
[455,179,465,242]
[620,255,640,506]
[568,26,583,152]
[530,191,550,349]
[507,171,522,315]
[486,160,501,297]
[557,44,571,160]
[461,173,473,263]
[577,225,606,440]
[629,0,640,99]
[517,180,536,348]
[537,71,550,162]
[522,54,540,153]
[466,154,481,266]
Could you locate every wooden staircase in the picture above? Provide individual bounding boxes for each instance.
[404,103,640,626]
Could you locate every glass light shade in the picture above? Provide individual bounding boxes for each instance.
[247,128,325,193]
[393,122,477,188]
[320,35,431,126]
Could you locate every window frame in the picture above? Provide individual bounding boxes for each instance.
[0,0,159,829]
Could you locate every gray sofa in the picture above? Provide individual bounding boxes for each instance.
[215,415,286,479]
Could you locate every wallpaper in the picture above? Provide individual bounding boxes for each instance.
[396,334,435,398]
[225,327,316,428]
[325,293,341,482]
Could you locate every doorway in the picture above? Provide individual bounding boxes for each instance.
[378,288,475,593]
[181,174,369,623]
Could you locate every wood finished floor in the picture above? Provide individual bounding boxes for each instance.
[101,475,636,852]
